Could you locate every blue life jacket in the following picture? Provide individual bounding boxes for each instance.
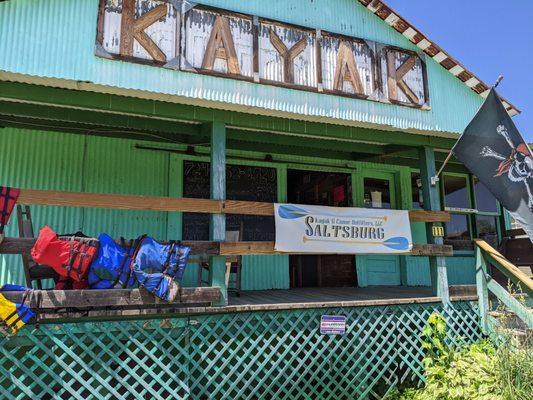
[131,238,191,301]
[0,285,35,335]
[87,234,144,289]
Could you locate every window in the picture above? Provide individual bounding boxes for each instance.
[182,161,277,241]
[443,175,469,209]
[363,178,391,209]
[475,215,499,248]
[442,174,501,251]
[444,214,473,251]
[473,177,498,213]
[411,172,423,209]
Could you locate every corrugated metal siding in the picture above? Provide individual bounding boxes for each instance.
[0,127,290,290]
[405,255,476,287]
[405,222,430,286]
[241,255,290,290]
[405,222,476,286]
[81,135,170,238]
[0,0,483,134]
[0,128,85,286]
[447,256,476,285]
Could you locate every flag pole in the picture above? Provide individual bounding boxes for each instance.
[430,75,504,186]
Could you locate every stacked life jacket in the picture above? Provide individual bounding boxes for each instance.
[0,285,35,335]
[0,186,20,234]
[88,234,145,290]
[131,237,191,301]
[30,226,98,286]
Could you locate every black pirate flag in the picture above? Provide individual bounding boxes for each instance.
[452,88,533,241]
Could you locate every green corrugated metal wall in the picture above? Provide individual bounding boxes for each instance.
[0,0,484,135]
[0,127,474,288]
[0,127,289,289]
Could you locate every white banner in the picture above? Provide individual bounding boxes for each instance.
[274,204,412,254]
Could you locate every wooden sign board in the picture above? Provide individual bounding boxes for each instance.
[96,0,429,108]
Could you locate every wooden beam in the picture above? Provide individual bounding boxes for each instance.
[475,239,533,296]
[419,146,450,304]
[209,121,228,306]
[18,189,224,213]
[219,241,453,256]
[16,188,450,221]
[0,237,452,257]
[408,210,450,222]
[1,287,221,309]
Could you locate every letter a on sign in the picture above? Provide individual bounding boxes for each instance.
[120,0,168,63]
[202,16,241,75]
[333,41,365,94]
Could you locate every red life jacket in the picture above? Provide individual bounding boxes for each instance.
[31,226,98,282]
[0,186,20,234]
[55,276,88,290]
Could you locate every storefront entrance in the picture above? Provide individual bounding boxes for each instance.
[356,170,401,286]
[287,169,357,288]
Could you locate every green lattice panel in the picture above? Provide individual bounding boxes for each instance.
[0,301,482,399]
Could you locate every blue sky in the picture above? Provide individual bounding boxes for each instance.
[384,0,532,141]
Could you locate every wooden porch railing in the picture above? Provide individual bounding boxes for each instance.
[474,239,533,332]
[1,188,452,257]
[0,187,453,310]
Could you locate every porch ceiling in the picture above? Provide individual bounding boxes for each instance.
[0,81,468,171]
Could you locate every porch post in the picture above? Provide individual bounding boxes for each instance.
[208,121,228,306]
[418,146,450,304]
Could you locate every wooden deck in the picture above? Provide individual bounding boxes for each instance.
[3,286,477,321]
[229,286,435,306]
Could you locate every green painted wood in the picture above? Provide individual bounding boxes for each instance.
[0,301,482,399]
[356,169,401,286]
[480,252,533,298]
[418,147,449,304]
[0,81,460,149]
[208,122,228,306]
[486,279,533,329]
[475,246,490,333]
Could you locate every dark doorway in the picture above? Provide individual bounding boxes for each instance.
[287,170,357,288]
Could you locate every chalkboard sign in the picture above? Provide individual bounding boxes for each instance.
[183,161,277,241]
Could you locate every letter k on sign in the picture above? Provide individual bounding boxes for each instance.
[120,0,168,63]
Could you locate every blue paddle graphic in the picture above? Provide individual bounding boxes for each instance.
[382,236,409,250]
[278,204,388,221]
[278,204,309,219]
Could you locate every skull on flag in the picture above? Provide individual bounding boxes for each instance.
[480,125,533,210]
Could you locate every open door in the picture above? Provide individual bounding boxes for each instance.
[356,171,401,286]
[287,169,357,288]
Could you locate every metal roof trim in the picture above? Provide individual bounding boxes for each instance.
[358,0,520,116]
[0,71,461,140]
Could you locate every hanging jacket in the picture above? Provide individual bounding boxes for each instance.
[87,234,144,289]
[131,238,191,301]
[0,186,20,234]
[0,286,35,335]
[30,226,98,282]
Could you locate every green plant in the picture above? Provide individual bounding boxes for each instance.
[420,312,451,370]
[386,312,533,400]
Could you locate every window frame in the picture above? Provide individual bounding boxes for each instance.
[439,172,502,254]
